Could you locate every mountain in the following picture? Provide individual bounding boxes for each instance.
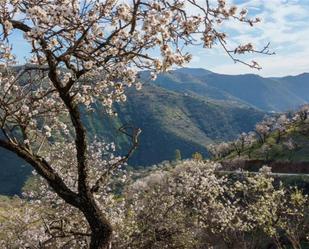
[0,80,264,195]
[89,83,264,166]
[2,67,309,195]
[149,68,309,112]
[274,73,309,103]
[0,150,32,195]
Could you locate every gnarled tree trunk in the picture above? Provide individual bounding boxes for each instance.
[80,195,113,249]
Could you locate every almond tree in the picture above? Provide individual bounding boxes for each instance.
[273,114,289,144]
[244,131,257,158]
[0,0,271,248]
[231,132,247,157]
[255,122,271,144]
[297,104,309,122]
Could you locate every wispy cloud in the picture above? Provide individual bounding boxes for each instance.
[187,0,309,76]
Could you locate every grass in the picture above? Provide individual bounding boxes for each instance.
[225,121,309,163]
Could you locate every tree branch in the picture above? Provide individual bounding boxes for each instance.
[91,125,141,193]
[0,138,81,207]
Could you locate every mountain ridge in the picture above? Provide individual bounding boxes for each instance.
[1,67,309,195]
[149,68,309,112]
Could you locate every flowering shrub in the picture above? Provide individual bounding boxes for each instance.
[2,161,307,248]
[115,162,309,249]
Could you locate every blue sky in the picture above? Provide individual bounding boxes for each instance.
[10,0,309,77]
[186,0,309,77]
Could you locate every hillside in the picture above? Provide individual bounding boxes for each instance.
[274,73,309,103]
[150,68,309,112]
[0,82,264,195]
[94,83,264,166]
[2,67,309,195]
[239,121,309,163]
[0,150,32,196]
[216,107,309,173]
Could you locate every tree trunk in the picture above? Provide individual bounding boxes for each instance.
[80,196,113,249]
[89,230,112,249]
[276,132,281,144]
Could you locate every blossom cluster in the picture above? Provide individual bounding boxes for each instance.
[0,139,124,248]
[113,161,308,249]
[1,160,308,248]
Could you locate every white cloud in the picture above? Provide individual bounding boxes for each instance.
[187,0,309,76]
[11,0,309,76]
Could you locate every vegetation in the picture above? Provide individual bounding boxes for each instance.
[0,74,265,196]
[0,0,274,248]
[0,160,308,248]
[209,105,309,172]
[174,149,182,161]
[0,0,307,248]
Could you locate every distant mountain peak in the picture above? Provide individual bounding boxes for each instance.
[173,67,214,76]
